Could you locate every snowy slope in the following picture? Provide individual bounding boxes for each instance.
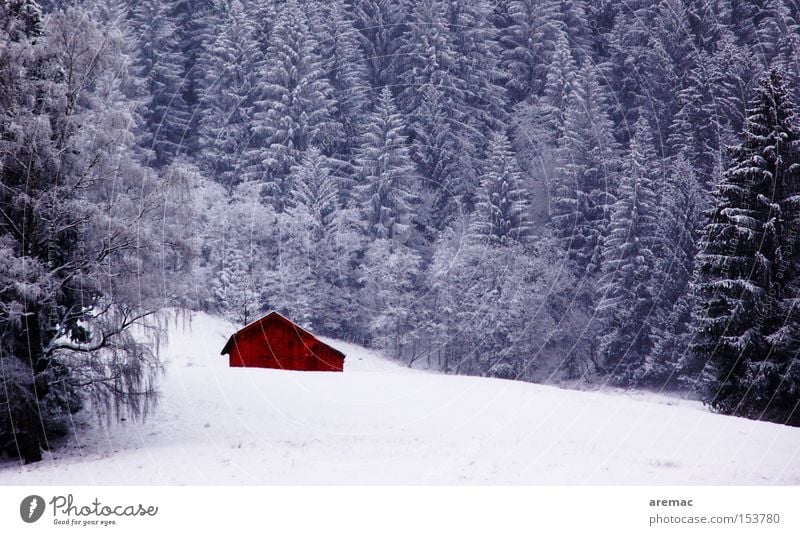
[2,311,799,485]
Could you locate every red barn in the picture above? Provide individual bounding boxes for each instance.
[220,311,345,372]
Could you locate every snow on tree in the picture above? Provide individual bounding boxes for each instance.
[195,0,262,191]
[757,0,800,97]
[129,0,192,166]
[203,180,276,324]
[668,45,751,191]
[444,0,508,134]
[513,29,578,161]
[595,117,661,385]
[355,88,420,245]
[499,0,559,102]
[397,0,493,223]
[248,146,361,335]
[0,4,190,462]
[411,85,475,226]
[471,131,531,244]
[554,0,591,65]
[423,222,561,378]
[359,239,423,362]
[212,248,261,326]
[691,69,800,425]
[350,0,406,87]
[311,0,372,161]
[550,64,619,276]
[247,0,343,210]
[639,155,705,387]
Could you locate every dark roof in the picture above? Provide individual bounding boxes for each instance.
[220,311,346,360]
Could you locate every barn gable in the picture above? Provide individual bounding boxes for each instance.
[220,312,345,372]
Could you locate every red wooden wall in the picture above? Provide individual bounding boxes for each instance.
[223,313,344,372]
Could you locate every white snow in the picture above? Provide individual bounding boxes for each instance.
[2,311,799,485]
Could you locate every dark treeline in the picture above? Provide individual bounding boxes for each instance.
[2,0,800,462]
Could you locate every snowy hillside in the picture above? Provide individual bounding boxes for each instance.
[2,312,799,485]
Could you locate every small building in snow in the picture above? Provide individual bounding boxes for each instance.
[220,311,345,372]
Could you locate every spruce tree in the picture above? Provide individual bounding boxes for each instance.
[595,117,661,385]
[311,0,371,161]
[471,131,531,244]
[351,0,406,87]
[276,147,353,333]
[641,155,705,387]
[355,88,420,244]
[499,0,559,102]
[130,0,192,166]
[398,0,493,223]
[195,0,261,191]
[551,64,619,275]
[692,69,800,425]
[757,0,800,96]
[532,30,579,146]
[248,0,343,209]
[411,85,474,225]
[287,147,341,243]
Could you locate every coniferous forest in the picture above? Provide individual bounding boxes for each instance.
[2,0,800,463]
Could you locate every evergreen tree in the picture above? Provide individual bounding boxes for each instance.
[445,0,509,134]
[397,0,460,114]
[604,2,656,141]
[692,69,800,425]
[202,180,276,324]
[640,155,705,386]
[411,85,474,226]
[212,247,261,325]
[510,29,577,200]
[398,0,490,221]
[757,0,800,96]
[520,29,578,148]
[311,0,371,161]
[360,239,424,362]
[351,0,406,87]
[669,51,724,189]
[248,0,343,209]
[195,0,262,191]
[551,64,619,275]
[268,147,355,333]
[288,147,341,244]
[499,0,559,102]
[595,117,661,385]
[130,0,192,166]
[555,0,591,64]
[471,131,531,244]
[355,88,420,244]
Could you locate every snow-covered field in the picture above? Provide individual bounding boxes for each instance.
[2,311,799,485]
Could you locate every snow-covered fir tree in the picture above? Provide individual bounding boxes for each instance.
[248,0,343,209]
[355,88,420,244]
[195,0,262,191]
[595,116,661,385]
[130,0,192,166]
[499,0,559,102]
[639,155,705,387]
[350,0,406,87]
[692,69,800,425]
[550,64,619,276]
[311,0,372,162]
[471,131,531,244]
